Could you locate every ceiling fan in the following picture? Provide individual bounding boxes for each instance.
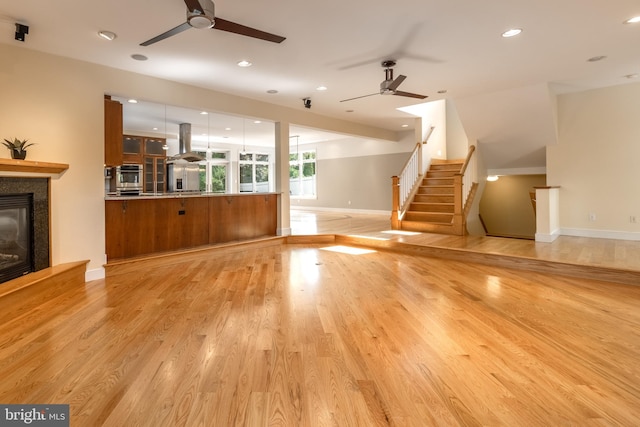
[340,60,428,102]
[140,0,286,46]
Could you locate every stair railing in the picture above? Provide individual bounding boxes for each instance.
[391,142,424,228]
[452,145,476,234]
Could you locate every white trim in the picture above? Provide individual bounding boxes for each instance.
[85,267,105,282]
[291,206,390,216]
[535,231,560,243]
[487,167,546,176]
[560,228,640,241]
[277,227,292,236]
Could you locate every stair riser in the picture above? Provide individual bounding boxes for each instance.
[427,170,458,178]
[423,178,454,186]
[418,187,454,195]
[409,204,454,213]
[413,195,454,203]
[400,221,458,234]
[429,163,462,171]
[404,212,453,222]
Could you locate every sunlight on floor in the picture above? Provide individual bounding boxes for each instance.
[320,245,377,255]
[381,230,422,236]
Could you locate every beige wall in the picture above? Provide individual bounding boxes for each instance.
[479,175,546,239]
[549,83,640,239]
[0,43,399,280]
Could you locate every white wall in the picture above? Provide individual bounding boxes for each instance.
[292,131,416,211]
[549,82,640,239]
[0,43,401,280]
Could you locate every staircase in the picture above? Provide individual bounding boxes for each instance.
[400,160,467,234]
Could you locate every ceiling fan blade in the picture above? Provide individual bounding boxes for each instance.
[387,75,407,91]
[393,90,428,99]
[140,22,192,46]
[183,0,204,13]
[213,18,286,43]
[340,93,379,102]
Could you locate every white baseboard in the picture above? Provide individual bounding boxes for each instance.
[277,227,292,236]
[560,228,640,241]
[535,231,560,243]
[85,267,105,282]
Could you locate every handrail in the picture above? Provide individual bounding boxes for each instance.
[458,144,476,176]
[391,142,423,228]
[452,144,477,234]
[399,142,422,208]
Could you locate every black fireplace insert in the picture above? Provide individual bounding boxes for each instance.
[0,194,34,283]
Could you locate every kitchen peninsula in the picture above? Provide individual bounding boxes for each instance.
[105,192,278,261]
[104,96,279,262]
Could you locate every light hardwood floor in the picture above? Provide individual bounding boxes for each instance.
[1,213,640,426]
[290,208,640,274]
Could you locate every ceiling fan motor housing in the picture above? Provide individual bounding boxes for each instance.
[187,0,215,28]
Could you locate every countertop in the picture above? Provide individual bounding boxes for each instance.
[105,192,279,200]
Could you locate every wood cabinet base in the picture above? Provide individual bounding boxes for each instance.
[105,194,278,261]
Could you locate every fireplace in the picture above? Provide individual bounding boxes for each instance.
[0,178,50,284]
[0,194,34,282]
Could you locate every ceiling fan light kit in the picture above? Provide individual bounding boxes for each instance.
[187,1,214,29]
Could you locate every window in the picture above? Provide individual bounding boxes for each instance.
[197,151,229,193]
[289,149,316,197]
[239,152,271,193]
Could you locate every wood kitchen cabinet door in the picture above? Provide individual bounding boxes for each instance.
[164,197,209,250]
[104,97,123,166]
[105,199,158,260]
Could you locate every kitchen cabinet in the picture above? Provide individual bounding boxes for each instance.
[122,135,143,164]
[105,193,278,261]
[144,156,166,193]
[104,96,123,166]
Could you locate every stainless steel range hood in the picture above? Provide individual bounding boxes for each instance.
[170,123,204,162]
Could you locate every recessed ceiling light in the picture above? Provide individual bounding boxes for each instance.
[487,175,500,182]
[316,85,328,91]
[587,55,607,62]
[153,127,158,131]
[266,89,278,94]
[401,124,409,128]
[225,127,231,131]
[253,120,261,124]
[502,28,522,38]
[200,111,208,115]
[131,54,148,61]
[98,30,116,41]
[127,99,138,104]
[624,16,640,24]
[237,60,252,67]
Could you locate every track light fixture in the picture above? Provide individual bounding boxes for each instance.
[15,23,29,42]
[303,98,311,109]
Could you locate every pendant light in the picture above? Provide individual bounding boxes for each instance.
[162,104,169,150]
[240,119,247,155]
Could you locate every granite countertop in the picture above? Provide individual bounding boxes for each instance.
[105,192,279,200]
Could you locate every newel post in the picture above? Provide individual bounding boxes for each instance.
[452,173,464,235]
[391,175,400,229]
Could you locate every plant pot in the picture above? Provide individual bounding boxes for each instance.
[11,149,27,160]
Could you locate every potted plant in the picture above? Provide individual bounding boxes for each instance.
[2,138,35,160]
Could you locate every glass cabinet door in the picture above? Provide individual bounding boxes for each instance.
[155,158,165,193]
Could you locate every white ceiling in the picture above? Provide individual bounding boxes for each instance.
[2,0,640,164]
